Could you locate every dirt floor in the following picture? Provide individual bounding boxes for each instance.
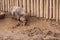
[0,17,60,40]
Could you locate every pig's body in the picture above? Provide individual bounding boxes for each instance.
[10,7,26,20]
[10,6,29,26]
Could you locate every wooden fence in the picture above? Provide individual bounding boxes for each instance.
[0,0,60,21]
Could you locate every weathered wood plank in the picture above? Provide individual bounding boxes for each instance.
[49,0,53,19]
[29,0,31,16]
[27,0,30,14]
[44,0,46,19]
[0,0,2,11]
[4,0,8,11]
[31,0,34,16]
[59,0,60,20]
[45,0,49,19]
[40,0,43,17]
[9,0,11,7]
[34,0,37,16]
[37,0,40,17]
[34,0,35,16]
[2,0,4,11]
[1,0,3,10]
[18,0,20,6]
[20,0,22,8]
[23,0,26,11]
[23,0,25,10]
[56,0,59,21]
[53,0,56,19]
[14,0,18,6]
[7,0,9,11]
[25,0,27,13]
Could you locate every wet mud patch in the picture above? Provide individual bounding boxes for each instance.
[0,17,60,40]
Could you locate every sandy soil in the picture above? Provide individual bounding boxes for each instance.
[0,17,60,40]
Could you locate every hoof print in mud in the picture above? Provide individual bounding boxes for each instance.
[22,27,43,37]
[46,31,53,35]
[54,33,60,38]
[44,38,59,40]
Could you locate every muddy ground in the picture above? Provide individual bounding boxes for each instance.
[0,17,60,40]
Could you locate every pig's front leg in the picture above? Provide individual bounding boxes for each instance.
[22,20,27,26]
[12,21,20,29]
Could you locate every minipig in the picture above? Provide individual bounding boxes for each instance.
[9,6,30,26]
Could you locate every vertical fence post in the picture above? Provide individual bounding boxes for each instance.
[45,0,49,19]
[20,0,22,8]
[53,0,56,19]
[18,0,20,7]
[59,0,60,20]
[9,0,11,11]
[0,0,1,10]
[23,0,26,12]
[14,0,18,6]
[25,0,27,13]
[7,0,9,12]
[27,0,30,15]
[1,0,2,11]
[44,0,46,19]
[56,0,59,21]
[31,0,34,16]
[17,0,18,6]
[1,0,3,10]
[0,0,1,11]
[34,0,37,17]
[4,0,8,11]
[2,0,4,11]
[40,0,43,17]
[37,0,40,17]
[49,0,53,19]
